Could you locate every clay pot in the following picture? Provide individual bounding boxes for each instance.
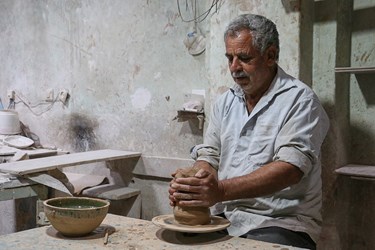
[43,197,109,236]
[173,166,210,225]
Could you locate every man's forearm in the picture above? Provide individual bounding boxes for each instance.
[220,161,303,202]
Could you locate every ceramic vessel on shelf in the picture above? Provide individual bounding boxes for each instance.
[0,110,21,135]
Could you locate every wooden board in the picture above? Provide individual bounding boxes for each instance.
[82,184,140,200]
[0,184,48,201]
[23,148,58,158]
[335,66,375,74]
[0,149,141,175]
[335,164,375,178]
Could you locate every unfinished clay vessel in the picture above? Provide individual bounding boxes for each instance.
[173,166,211,225]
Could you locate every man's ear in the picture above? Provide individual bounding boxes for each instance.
[265,46,277,66]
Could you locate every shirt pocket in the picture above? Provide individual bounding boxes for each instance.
[245,124,279,170]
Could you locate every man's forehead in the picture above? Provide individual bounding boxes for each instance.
[225,35,256,55]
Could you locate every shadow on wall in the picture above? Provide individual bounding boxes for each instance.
[318,98,375,250]
[178,117,204,137]
[350,74,375,165]
[318,101,348,250]
[350,123,375,165]
[68,113,98,152]
[356,74,375,106]
[16,197,37,232]
[352,6,375,32]
[281,0,300,13]
[335,176,375,250]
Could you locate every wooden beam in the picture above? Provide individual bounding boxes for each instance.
[0,149,141,175]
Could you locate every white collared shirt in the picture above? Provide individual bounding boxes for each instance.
[191,66,329,242]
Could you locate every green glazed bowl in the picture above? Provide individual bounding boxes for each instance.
[43,196,110,237]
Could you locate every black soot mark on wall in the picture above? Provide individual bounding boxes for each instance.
[69,113,98,152]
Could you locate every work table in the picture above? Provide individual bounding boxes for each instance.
[0,213,304,249]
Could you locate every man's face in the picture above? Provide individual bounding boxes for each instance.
[225,30,276,95]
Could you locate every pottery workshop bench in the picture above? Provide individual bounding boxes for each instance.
[0,213,305,250]
[0,149,142,206]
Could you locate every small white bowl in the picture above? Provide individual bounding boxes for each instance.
[0,110,21,135]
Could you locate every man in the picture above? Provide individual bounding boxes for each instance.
[169,14,329,249]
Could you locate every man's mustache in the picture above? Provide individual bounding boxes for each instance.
[232,71,248,78]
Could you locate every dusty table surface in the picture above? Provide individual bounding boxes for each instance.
[0,213,305,250]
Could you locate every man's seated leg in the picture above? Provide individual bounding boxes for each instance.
[241,226,316,250]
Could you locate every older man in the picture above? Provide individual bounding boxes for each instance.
[169,14,329,249]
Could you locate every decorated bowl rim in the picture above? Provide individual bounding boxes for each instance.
[43,196,110,211]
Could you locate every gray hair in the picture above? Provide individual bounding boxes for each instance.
[224,14,279,60]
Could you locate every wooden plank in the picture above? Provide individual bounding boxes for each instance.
[0,149,141,175]
[335,66,375,74]
[0,184,48,201]
[82,184,140,200]
[335,164,375,178]
[0,175,37,188]
[24,149,58,158]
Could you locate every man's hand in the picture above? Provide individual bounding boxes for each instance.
[168,171,178,207]
[168,161,222,208]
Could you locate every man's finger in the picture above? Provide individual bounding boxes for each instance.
[195,168,209,178]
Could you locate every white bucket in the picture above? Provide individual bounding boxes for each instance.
[0,110,21,135]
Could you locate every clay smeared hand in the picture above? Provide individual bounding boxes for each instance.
[168,171,178,206]
[171,168,223,207]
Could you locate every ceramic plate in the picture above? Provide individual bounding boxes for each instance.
[152,214,230,233]
[3,135,34,149]
[0,146,17,156]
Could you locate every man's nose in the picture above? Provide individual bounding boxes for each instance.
[230,57,242,72]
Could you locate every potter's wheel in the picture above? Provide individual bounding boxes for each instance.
[152,214,230,233]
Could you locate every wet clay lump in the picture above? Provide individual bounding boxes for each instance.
[173,166,211,225]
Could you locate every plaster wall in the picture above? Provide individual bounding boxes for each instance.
[0,0,208,156]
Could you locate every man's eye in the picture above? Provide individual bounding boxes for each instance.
[239,57,252,63]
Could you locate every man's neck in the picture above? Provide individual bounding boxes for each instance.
[244,65,277,114]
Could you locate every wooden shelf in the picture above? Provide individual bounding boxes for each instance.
[335,164,375,179]
[176,110,205,129]
[0,149,141,175]
[335,66,375,74]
